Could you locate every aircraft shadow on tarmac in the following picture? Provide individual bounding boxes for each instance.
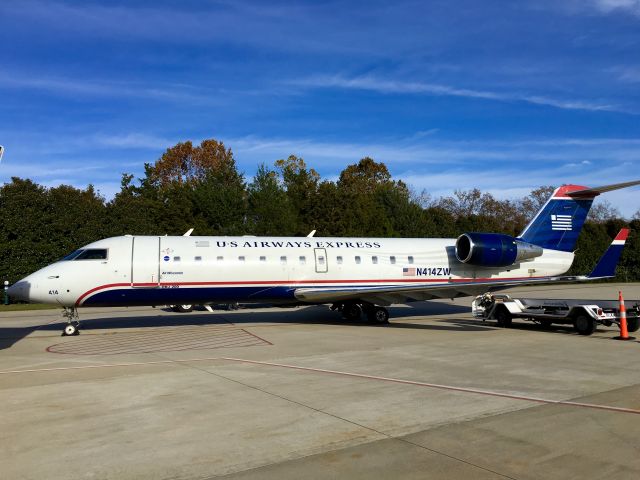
[0,302,606,350]
[0,326,39,350]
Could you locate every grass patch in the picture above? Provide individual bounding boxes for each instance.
[0,303,59,312]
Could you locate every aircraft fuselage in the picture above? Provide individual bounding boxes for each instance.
[11,235,574,308]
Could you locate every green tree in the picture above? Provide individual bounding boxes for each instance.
[337,157,392,194]
[0,179,108,281]
[191,169,247,235]
[246,165,296,235]
[275,155,320,235]
[143,139,236,189]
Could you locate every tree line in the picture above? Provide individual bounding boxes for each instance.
[1,138,638,283]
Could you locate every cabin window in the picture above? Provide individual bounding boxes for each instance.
[216,256,224,262]
[372,256,378,264]
[194,256,202,261]
[336,256,343,264]
[260,256,266,262]
[280,256,287,264]
[173,256,181,262]
[299,256,306,265]
[355,256,361,264]
[74,249,108,260]
[390,256,396,264]
[238,256,245,262]
[408,255,414,264]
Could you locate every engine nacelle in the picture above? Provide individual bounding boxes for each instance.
[455,233,543,267]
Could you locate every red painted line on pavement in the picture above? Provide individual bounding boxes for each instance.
[216,357,640,416]
[2,356,637,416]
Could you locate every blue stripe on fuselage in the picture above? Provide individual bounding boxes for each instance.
[80,285,309,307]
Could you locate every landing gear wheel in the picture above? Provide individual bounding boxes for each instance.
[574,315,596,336]
[342,303,362,322]
[61,307,80,336]
[174,305,193,313]
[63,323,79,336]
[367,307,390,325]
[495,308,512,328]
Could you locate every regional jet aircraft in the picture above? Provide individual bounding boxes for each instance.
[8,180,640,335]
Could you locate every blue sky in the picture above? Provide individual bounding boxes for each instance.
[1,0,640,216]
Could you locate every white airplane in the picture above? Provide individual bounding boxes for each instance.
[8,180,640,335]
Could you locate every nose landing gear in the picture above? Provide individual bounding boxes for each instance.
[61,307,80,336]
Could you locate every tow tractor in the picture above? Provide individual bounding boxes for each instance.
[472,293,640,335]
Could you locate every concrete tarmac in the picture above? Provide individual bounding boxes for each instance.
[1,283,640,479]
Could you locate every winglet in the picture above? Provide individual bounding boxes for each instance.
[588,228,630,279]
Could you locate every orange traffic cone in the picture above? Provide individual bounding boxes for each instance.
[614,291,635,340]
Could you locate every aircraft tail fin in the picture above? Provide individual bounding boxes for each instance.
[518,180,640,252]
[588,228,630,279]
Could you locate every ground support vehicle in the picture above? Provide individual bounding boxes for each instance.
[472,293,640,335]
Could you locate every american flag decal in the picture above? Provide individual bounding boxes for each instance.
[551,214,572,231]
[403,267,416,276]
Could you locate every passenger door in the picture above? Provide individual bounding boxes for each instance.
[131,236,160,286]
[314,248,328,273]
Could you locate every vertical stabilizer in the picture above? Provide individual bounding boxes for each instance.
[518,185,595,252]
[588,228,629,278]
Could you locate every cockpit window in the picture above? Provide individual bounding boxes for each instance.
[61,250,84,261]
[75,249,108,260]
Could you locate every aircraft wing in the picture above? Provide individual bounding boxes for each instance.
[293,276,586,305]
[294,229,630,306]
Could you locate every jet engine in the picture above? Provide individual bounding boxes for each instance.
[455,233,543,267]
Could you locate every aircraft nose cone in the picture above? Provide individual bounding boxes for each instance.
[7,281,30,302]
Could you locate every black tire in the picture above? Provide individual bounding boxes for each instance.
[342,303,362,321]
[495,307,512,328]
[175,305,193,313]
[367,307,390,325]
[573,314,596,335]
[63,324,78,336]
[625,317,639,333]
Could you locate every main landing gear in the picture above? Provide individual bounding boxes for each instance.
[62,307,80,336]
[332,302,390,325]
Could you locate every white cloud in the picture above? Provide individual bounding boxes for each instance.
[291,75,623,113]
[91,133,175,150]
[3,132,640,215]
[614,67,640,83]
[589,0,640,16]
[0,72,219,104]
[226,134,640,168]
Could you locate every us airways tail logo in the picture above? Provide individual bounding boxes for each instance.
[551,214,572,231]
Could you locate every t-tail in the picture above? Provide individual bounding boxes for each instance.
[518,180,640,252]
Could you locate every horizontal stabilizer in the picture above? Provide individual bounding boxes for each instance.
[567,179,640,198]
[588,228,630,279]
